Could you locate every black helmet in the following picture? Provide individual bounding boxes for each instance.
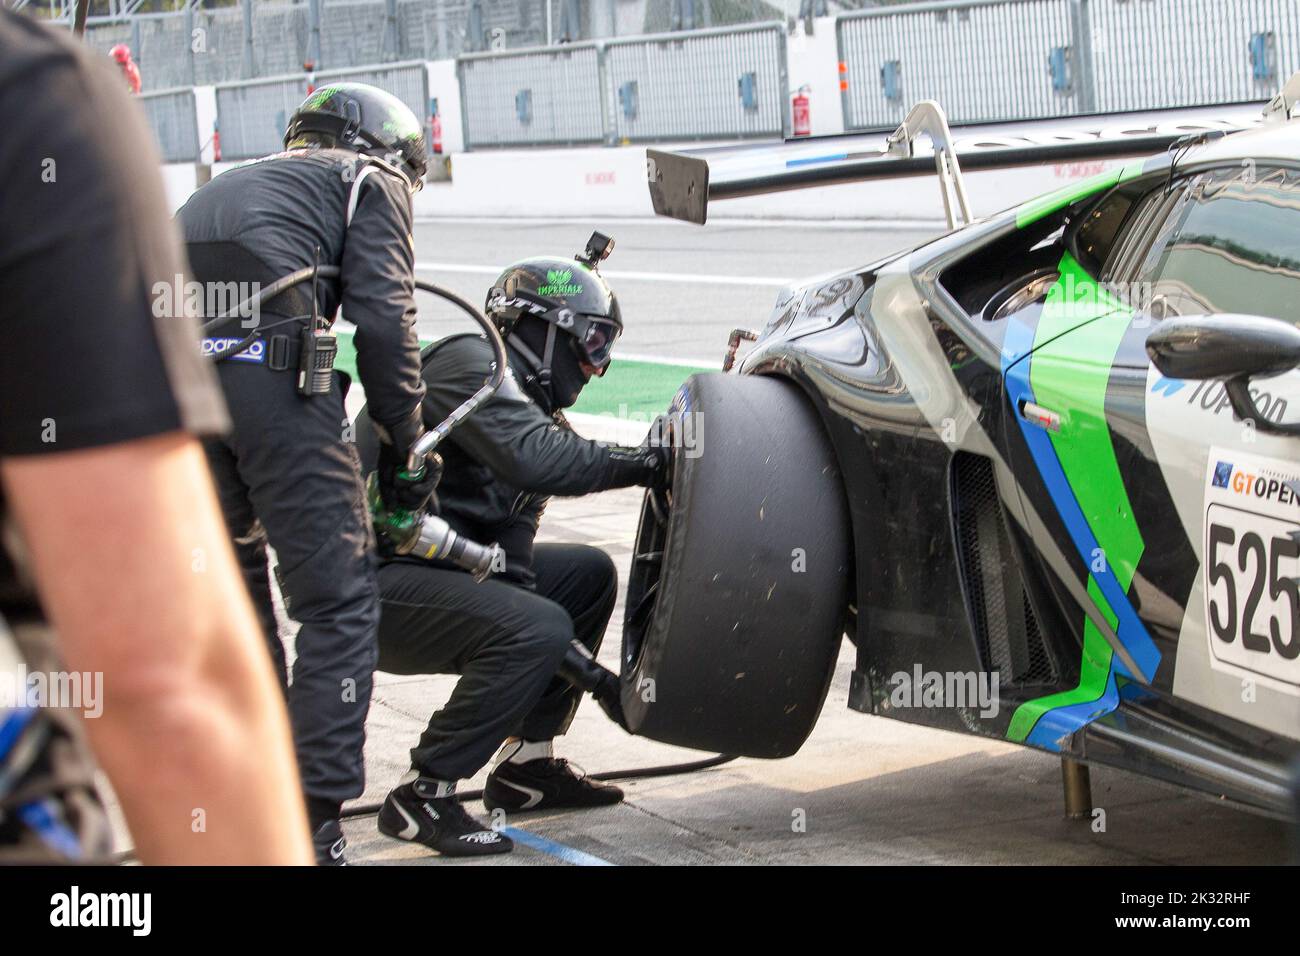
[485,245,623,380]
[284,82,427,191]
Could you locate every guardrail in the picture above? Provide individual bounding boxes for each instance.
[1087,0,1300,113]
[837,0,1300,132]
[113,2,1300,161]
[837,0,1082,129]
[78,0,569,94]
[458,42,607,147]
[137,87,201,164]
[604,23,788,143]
[213,74,309,161]
[458,22,788,148]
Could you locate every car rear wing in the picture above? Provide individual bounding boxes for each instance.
[647,99,1244,227]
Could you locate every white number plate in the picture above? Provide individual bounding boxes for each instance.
[1202,449,1300,694]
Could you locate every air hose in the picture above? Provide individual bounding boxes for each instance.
[338,754,738,821]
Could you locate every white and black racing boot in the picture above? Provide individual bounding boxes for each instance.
[377,774,513,858]
[312,819,348,866]
[483,740,624,812]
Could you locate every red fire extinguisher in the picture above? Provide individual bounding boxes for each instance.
[430,97,443,155]
[792,85,811,138]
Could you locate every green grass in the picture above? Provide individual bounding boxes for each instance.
[334,331,705,416]
[570,359,705,416]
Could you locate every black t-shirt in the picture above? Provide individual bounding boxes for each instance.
[0,12,228,610]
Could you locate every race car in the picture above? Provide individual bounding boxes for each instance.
[619,82,1300,816]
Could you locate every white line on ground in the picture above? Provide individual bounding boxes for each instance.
[565,413,651,446]
[611,350,716,368]
[414,215,948,231]
[415,261,791,287]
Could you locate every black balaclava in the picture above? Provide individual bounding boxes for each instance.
[508,315,589,410]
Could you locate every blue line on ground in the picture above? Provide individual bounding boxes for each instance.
[500,827,615,866]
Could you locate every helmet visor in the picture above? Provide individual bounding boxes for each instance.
[577,316,620,369]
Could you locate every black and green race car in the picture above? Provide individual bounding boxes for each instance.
[618,92,1300,816]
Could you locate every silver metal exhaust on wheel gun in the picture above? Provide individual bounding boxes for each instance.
[368,476,503,583]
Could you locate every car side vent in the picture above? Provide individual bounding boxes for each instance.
[951,452,1057,687]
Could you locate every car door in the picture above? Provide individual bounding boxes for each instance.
[1133,163,1300,740]
[998,181,1180,748]
[1007,163,1300,747]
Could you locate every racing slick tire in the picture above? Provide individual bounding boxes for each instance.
[620,372,850,758]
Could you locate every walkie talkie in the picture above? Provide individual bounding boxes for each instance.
[297,245,338,396]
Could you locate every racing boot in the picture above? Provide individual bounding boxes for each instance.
[312,819,348,867]
[483,740,624,812]
[377,774,513,857]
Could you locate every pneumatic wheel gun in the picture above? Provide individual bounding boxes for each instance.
[367,457,503,582]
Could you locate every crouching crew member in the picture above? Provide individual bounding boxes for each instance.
[356,237,670,857]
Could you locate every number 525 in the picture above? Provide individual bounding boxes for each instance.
[1207,523,1300,659]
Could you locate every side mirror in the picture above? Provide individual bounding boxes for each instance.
[1146,314,1300,435]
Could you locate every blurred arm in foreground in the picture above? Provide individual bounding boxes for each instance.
[0,9,310,865]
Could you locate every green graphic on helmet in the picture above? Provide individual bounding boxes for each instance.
[539,269,583,297]
[303,85,341,112]
[283,82,428,190]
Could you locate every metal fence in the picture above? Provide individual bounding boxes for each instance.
[213,74,310,161]
[605,22,787,142]
[137,87,201,163]
[458,42,606,146]
[838,0,1081,129]
[212,61,429,161]
[56,0,800,92]
[838,0,1300,131]
[458,22,787,147]
[1087,0,1300,113]
[53,0,1300,158]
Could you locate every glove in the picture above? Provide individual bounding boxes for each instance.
[558,640,630,733]
[378,442,443,515]
[591,670,630,733]
[639,415,674,492]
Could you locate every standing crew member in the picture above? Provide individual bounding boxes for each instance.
[176,83,439,865]
[356,237,671,857]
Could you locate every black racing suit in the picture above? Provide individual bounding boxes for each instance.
[176,149,426,810]
[356,333,660,781]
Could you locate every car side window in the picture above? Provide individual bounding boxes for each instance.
[1071,189,1136,276]
[1133,165,1300,322]
[1102,184,1188,287]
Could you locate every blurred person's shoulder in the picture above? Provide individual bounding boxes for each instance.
[0,8,229,455]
